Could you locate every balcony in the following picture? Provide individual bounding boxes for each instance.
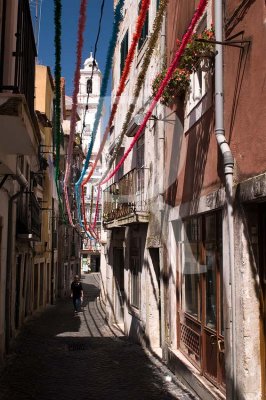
[0,0,40,157]
[103,168,149,228]
[16,192,41,241]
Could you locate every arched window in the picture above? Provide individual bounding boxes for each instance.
[87,78,92,94]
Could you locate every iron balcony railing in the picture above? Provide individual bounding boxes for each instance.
[17,192,41,240]
[0,0,37,121]
[103,168,149,222]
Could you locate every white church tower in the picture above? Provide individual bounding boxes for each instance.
[77,53,102,272]
[77,52,102,153]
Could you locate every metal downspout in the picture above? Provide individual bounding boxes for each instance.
[215,1,236,398]
[5,167,28,352]
[159,13,166,355]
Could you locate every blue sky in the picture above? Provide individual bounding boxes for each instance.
[37,0,114,96]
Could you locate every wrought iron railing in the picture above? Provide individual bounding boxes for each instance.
[103,168,149,222]
[0,0,36,121]
[17,192,41,240]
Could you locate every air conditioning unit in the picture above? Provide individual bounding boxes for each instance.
[126,113,144,137]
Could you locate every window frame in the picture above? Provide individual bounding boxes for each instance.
[120,30,129,77]
[138,1,149,51]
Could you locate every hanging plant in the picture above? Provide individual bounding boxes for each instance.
[179,26,215,72]
[152,26,215,107]
[152,67,190,106]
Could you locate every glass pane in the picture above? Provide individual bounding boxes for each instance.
[217,218,224,336]
[206,243,216,329]
[205,213,216,241]
[182,219,200,319]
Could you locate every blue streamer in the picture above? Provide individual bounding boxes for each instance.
[75,0,125,228]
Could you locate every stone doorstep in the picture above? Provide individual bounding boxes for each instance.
[164,347,226,400]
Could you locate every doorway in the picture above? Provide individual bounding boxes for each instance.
[15,255,22,329]
[149,247,162,347]
[113,247,124,324]
[177,212,225,390]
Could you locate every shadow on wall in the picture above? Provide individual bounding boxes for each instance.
[180,107,214,216]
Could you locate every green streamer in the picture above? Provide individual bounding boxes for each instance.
[54,0,65,223]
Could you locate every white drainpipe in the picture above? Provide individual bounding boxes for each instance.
[215,1,236,398]
[159,13,166,352]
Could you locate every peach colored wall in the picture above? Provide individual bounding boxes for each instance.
[164,106,221,208]
[224,0,266,181]
[166,0,197,65]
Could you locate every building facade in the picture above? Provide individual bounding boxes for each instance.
[101,1,266,399]
[59,89,83,297]
[102,0,165,349]
[0,0,80,362]
[0,0,42,360]
[77,54,102,272]
[163,1,265,399]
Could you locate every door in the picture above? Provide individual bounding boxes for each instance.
[113,248,124,323]
[179,212,225,389]
[15,255,22,329]
[202,213,225,388]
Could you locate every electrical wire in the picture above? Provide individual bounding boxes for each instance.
[80,0,106,141]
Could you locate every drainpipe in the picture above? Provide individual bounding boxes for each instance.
[5,166,28,352]
[215,1,236,398]
[159,13,166,355]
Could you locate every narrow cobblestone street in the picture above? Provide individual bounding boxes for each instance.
[0,274,198,400]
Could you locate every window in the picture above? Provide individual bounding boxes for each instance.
[182,218,201,319]
[120,30,128,77]
[136,135,144,192]
[87,78,92,94]
[138,2,149,50]
[187,17,209,111]
[84,124,91,137]
[156,0,160,10]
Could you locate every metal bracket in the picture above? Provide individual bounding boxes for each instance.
[195,38,250,49]
[0,174,10,189]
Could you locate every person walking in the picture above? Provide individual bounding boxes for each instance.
[70,275,84,314]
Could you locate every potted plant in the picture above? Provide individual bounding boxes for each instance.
[152,67,190,106]
[152,27,215,107]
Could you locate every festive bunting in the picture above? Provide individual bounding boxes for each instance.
[78,0,151,232]
[83,0,168,232]
[63,0,88,227]
[100,0,208,186]
[53,0,65,221]
[74,0,125,231]
[98,0,169,185]
[79,0,150,188]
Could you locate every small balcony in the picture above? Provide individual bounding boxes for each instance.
[103,168,149,228]
[0,0,40,156]
[17,192,41,241]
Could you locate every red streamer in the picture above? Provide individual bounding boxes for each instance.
[64,0,87,226]
[100,0,208,185]
[86,0,208,229]
[82,0,151,232]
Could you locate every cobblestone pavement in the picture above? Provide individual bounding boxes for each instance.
[0,273,199,400]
